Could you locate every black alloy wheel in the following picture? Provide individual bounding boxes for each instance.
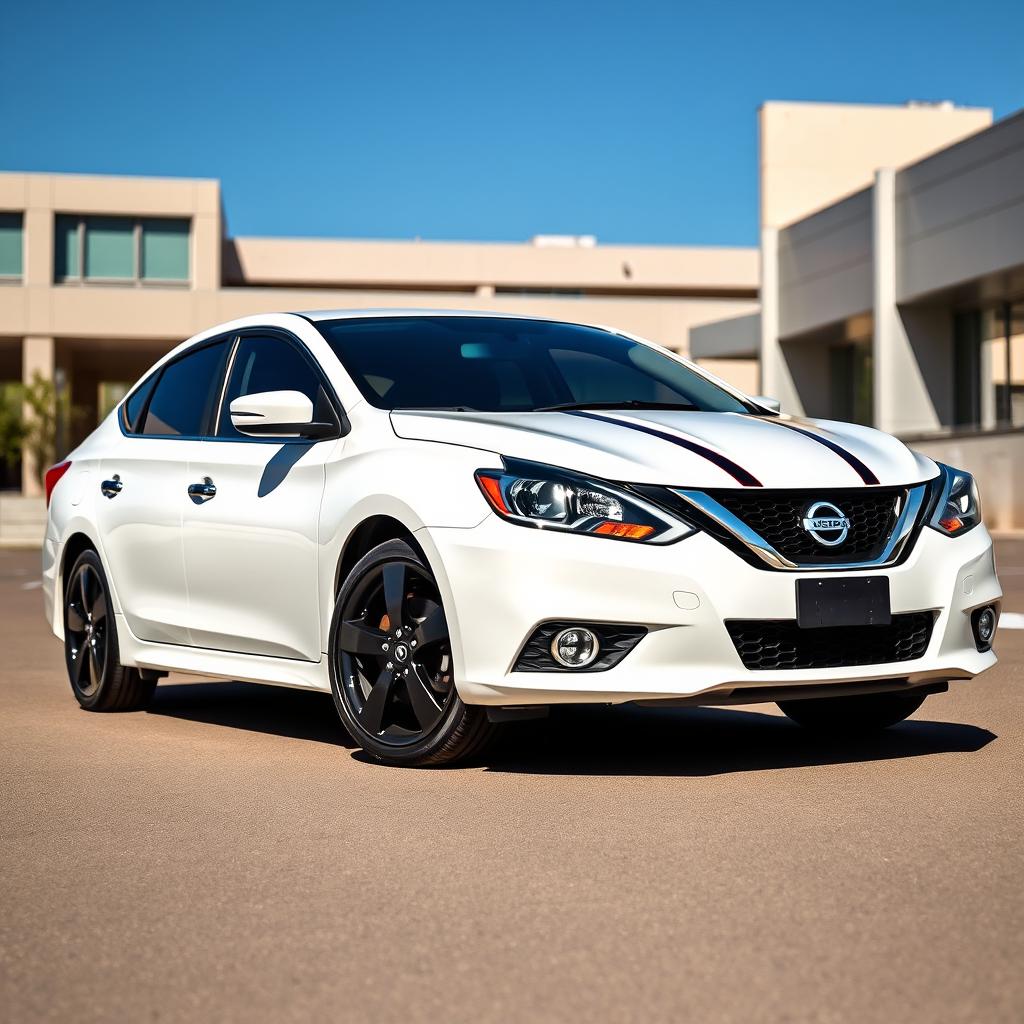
[329,539,496,766]
[63,549,156,711]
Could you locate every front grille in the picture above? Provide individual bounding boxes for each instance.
[708,488,906,563]
[726,613,934,671]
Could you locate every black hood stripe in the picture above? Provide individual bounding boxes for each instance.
[773,420,880,485]
[566,410,763,487]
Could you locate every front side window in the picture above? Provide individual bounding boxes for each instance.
[0,213,23,278]
[55,215,190,283]
[141,340,230,437]
[316,316,753,414]
[217,334,336,438]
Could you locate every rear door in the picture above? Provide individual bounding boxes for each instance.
[96,338,231,645]
[180,330,339,661]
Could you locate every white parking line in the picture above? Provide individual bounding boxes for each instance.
[20,580,42,591]
[1000,612,1024,630]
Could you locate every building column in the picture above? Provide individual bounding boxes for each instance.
[21,335,55,497]
[759,226,802,413]
[872,168,942,434]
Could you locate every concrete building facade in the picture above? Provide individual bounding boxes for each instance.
[692,100,1024,530]
[0,170,758,504]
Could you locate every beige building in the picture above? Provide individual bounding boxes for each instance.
[0,170,758,506]
[692,100,1024,530]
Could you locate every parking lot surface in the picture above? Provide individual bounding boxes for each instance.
[2,542,1022,1023]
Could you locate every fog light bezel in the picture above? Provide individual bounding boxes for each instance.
[971,606,997,652]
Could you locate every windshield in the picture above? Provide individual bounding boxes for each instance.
[316,316,754,414]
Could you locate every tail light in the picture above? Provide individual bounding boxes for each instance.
[44,461,72,507]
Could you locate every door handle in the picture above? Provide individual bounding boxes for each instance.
[187,477,217,503]
[100,474,123,498]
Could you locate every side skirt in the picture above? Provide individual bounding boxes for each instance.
[115,613,331,693]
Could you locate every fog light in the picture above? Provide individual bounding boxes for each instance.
[550,627,600,668]
[972,606,997,651]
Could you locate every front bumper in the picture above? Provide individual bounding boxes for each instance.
[423,516,1001,706]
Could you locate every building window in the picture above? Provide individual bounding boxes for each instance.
[54,215,190,284]
[0,213,23,278]
[952,305,1024,431]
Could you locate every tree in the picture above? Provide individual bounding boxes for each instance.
[21,371,81,486]
[0,382,26,475]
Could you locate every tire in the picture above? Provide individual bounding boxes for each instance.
[328,539,497,767]
[777,690,927,733]
[63,548,156,712]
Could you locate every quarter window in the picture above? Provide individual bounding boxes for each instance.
[142,341,230,437]
[55,215,190,283]
[217,334,335,438]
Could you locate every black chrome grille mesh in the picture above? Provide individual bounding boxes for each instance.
[709,488,905,562]
[726,613,934,671]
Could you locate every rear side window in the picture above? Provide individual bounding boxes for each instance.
[216,334,335,438]
[142,340,230,437]
[122,373,158,433]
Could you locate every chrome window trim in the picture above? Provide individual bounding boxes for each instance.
[671,484,928,571]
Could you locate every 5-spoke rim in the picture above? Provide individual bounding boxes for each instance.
[65,562,109,697]
[336,559,454,747]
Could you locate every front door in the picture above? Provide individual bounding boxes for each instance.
[181,332,340,661]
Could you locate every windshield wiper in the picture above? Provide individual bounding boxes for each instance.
[391,405,479,412]
[535,400,700,412]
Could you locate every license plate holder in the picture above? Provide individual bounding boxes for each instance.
[796,577,892,629]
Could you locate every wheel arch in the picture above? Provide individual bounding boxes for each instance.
[53,530,101,640]
[333,514,430,596]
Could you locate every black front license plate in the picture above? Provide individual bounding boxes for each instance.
[796,577,892,629]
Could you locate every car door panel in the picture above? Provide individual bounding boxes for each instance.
[182,440,330,660]
[180,331,341,662]
[94,338,231,646]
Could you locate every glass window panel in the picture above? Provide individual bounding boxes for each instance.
[217,335,328,437]
[54,215,80,279]
[0,213,22,276]
[84,216,134,279]
[123,372,159,433]
[143,341,231,437]
[141,218,189,280]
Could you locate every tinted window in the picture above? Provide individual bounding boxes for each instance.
[142,341,230,437]
[316,316,751,414]
[217,334,335,438]
[123,373,158,433]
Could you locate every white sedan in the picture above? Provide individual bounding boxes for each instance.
[43,311,1001,765]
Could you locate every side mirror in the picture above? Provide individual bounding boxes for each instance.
[751,395,782,414]
[229,390,336,439]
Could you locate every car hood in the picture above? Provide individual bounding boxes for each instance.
[390,409,938,489]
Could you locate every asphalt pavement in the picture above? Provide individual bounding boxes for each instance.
[2,542,1022,1023]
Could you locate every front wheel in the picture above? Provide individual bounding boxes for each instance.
[777,690,927,733]
[328,539,497,767]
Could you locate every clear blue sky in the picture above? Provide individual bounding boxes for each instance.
[2,0,1022,247]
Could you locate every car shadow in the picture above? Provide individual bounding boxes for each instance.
[148,681,995,776]
[476,704,997,777]
[148,681,357,748]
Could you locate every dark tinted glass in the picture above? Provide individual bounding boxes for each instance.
[317,316,750,413]
[142,340,230,437]
[217,334,333,438]
[123,372,158,433]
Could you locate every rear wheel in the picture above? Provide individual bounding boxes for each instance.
[778,690,927,733]
[329,539,496,767]
[63,549,155,711]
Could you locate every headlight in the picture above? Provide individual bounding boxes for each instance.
[475,459,694,543]
[928,463,982,536]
